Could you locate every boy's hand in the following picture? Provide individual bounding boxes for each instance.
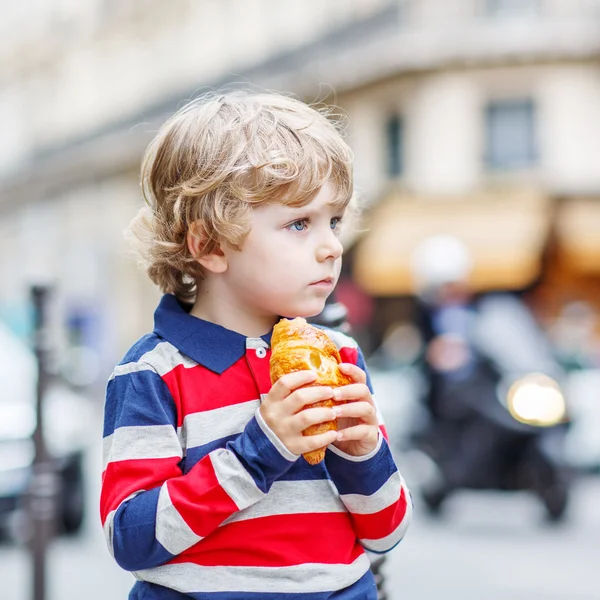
[260,371,338,457]
[331,363,380,457]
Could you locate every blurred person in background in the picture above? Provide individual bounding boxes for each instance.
[411,235,478,418]
[100,91,411,600]
[410,235,571,521]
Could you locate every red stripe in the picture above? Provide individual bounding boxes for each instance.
[168,512,364,567]
[166,458,239,537]
[162,360,261,426]
[100,456,181,522]
[350,487,409,540]
[339,347,359,365]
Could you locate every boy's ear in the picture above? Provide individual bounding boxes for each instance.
[187,222,228,274]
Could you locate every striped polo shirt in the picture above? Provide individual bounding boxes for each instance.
[101,294,412,599]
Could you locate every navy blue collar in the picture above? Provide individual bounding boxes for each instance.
[153,294,273,374]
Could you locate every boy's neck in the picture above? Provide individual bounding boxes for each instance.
[190,285,277,338]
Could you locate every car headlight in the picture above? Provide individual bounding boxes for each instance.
[507,374,567,427]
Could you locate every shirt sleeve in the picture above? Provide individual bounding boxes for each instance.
[100,362,296,572]
[325,341,413,553]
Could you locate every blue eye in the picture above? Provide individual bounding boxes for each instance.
[330,217,342,230]
[288,219,308,231]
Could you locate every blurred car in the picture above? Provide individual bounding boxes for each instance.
[0,323,93,537]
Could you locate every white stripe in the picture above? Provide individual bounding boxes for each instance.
[360,484,413,552]
[109,361,155,380]
[109,341,197,380]
[340,471,402,515]
[103,425,182,471]
[325,329,358,351]
[134,553,371,594]
[182,400,260,449]
[222,479,345,525]
[211,449,265,510]
[156,484,203,555]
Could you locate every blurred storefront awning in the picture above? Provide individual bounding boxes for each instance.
[555,198,600,274]
[353,189,551,296]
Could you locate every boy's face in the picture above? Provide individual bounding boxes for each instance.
[221,182,346,321]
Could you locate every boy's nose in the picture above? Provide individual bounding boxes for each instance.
[316,229,344,262]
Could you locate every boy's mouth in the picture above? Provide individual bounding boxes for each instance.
[310,277,335,288]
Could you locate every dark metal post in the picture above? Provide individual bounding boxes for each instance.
[28,285,60,600]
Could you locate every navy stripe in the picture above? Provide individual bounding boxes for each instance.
[184,436,333,482]
[104,368,177,437]
[183,435,239,471]
[325,440,397,497]
[280,459,332,481]
[130,582,185,600]
[226,416,296,493]
[112,487,175,571]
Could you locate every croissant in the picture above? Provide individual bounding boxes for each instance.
[270,317,353,465]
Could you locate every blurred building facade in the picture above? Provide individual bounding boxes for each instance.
[1,0,600,377]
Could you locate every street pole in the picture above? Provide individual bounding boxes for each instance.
[28,284,60,600]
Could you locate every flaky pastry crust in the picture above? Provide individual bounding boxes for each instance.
[269,317,352,464]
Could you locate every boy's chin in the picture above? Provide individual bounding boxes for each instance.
[280,300,328,320]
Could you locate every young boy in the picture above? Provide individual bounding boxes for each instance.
[101,91,412,599]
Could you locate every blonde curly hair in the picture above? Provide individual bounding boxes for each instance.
[127,90,354,302]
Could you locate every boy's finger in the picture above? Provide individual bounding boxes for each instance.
[333,383,372,403]
[288,385,334,411]
[270,370,317,401]
[297,430,339,454]
[336,423,378,443]
[338,363,367,384]
[332,401,378,426]
[291,406,336,432]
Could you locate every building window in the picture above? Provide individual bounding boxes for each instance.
[485,100,537,170]
[385,115,404,178]
[486,0,539,18]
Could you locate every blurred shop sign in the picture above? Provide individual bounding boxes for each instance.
[353,188,550,296]
[556,197,600,274]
